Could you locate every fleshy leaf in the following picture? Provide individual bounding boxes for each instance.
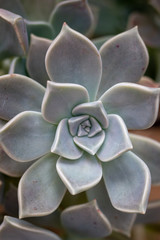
[19,0,57,21]
[88,117,102,137]
[51,119,83,160]
[88,0,127,37]
[45,23,102,101]
[74,130,105,155]
[42,81,89,124]
[0,0,57,22]
[0,111,56,162]
[56,152,102,194]
[0,216,62,240]
[127,13,160,48]
[72,101,108,129]
[100,83,160,130]
[0,0,25,17]
[50,0,94,36]
[103,151,151,213]
[9,57,27,76]
[68,115,89,136]
[97,27,149,97]
[61,200,112,238]
[136,200,160,224]
[0,9,28,59]
[25,20,54,39]
[0,74,45,121]
[130,133,160,185]
[77,124,88,137]
[0,146,35,177]
[27,35,51,86]
[97,114,132,162]
[87,180,136,236]
[18,153,66,218]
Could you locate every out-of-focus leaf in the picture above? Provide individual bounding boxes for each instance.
[0,9,28,59]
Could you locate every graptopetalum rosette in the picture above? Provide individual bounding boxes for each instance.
[0,24,159,238]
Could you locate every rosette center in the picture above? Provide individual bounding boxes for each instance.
[68,115,102,138]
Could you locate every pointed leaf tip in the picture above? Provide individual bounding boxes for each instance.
[100,83,160,130]
[97,27,149,97]
[46,24,102,101]
[103,151,151,214]
[50,0,94,36]
[18,154,66,218]
[61,22,68,32]
[130,133,160,185]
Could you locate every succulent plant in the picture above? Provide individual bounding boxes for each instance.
[127,0,160,49]
[0,0,94,61]
[0,216,62,240]
[61,131,160,237]
[0,1,160,239]
[0,119,36,178]
[136,200,160,224]
[1,0,158,85]
[127,0,160,84]
[0,23,159,239]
